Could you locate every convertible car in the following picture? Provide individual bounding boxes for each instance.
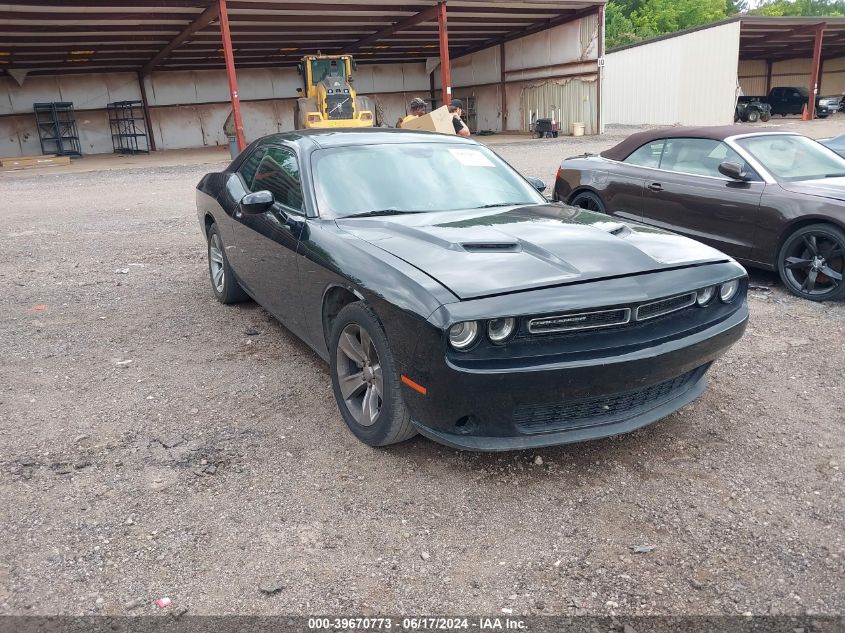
[554,127,845,302]
[197,129,748,451]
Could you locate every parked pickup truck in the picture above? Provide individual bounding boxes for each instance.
[746,86,840,118]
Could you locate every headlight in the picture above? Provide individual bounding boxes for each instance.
[448,321,479,350]
[697,286,716,306]
[719,279,740,303]
[487,317,516,343]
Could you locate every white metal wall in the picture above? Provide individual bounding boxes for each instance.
[445,14,599,133]
[603,21,741,126]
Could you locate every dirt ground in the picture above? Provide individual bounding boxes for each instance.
[1,119,843,618]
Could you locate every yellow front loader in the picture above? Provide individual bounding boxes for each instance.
[295,54,374,129]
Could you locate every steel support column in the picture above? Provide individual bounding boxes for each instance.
[137,71,157,151]
[765,59,773,94]
[596,4,604,135]
[499,43,506,131]
[807,22,826,120]
[218,0,245,152]
[437,1,452,105]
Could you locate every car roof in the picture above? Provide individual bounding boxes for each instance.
[253,128,475,149]
[601,126,798,161]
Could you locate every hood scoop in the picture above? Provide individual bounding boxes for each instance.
[606,223,632,238]
[461,241,522,253]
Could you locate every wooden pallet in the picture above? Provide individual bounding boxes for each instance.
[0,154,72,169]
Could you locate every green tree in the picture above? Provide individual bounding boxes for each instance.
[605,0,732,49]
[750,0,845,15]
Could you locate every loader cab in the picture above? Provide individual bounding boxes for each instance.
[298,55,356,95]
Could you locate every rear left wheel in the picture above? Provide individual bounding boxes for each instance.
[329,303,417,447]
[777,223,845,301]
[569,190,606,214]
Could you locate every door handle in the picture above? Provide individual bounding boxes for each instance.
[647,182,663,192]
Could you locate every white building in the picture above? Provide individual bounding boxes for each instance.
[603,16,845,127]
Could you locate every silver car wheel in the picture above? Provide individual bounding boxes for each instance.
[209,233,225,293]
[335,323,383,427]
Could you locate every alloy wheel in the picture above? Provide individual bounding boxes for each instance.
[335,323,384,427]
[782,232,844,297]
[209,233,225,293]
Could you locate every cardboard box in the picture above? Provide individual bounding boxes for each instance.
[401,105,456,135]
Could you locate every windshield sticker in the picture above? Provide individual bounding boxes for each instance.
[448,148,495,167]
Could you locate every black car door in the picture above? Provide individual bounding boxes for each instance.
[639,137,763,260]
[603,139,666,222]
[231,145,309,338]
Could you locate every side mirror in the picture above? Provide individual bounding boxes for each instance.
[296,63,303,75]
[352,61,358,71]
[526,176,547,192]
[240,190,274,215]
[296,87,303,94]
[718,161,748,181]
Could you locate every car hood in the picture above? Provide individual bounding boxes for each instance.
[779,177,845,201]
[336,204,730,299]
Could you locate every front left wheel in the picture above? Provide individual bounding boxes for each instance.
[329,302,417,447]
[777,223,845,301]
[207,223,249,304]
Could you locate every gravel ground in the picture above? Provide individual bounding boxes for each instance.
[1,123,843,618]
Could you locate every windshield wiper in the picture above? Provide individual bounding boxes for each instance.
[823,173,845,178]
[474,201,530,209]
[342,209,426,218]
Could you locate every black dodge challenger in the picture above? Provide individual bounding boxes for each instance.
[196,129,748,451]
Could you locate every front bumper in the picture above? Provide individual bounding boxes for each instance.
[404,304,748,451]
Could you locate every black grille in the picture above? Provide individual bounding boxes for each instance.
[513,365,707,433]
[636,292,696,321]
[325,94,353,120]
[528,308,630,334]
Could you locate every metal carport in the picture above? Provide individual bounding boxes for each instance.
[1,0,606,155]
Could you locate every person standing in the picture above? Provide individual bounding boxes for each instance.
[397,98,427,128]
[449,99,471,137]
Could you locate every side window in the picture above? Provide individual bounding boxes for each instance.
[623,140,664,168]
[252,147,304,213]
[237,147,265,189]
[771,88,784,99]
[660,138,754,179]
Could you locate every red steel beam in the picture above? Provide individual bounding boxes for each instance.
[596,3,604,135]
[140,2,220,75]
[499,42,506,130]
[346,5,440,52]
[218,0,246,152]
[137,71,157,151]
[807,22,825,120]
[438,1,452,105]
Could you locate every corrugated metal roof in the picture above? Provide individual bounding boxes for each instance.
[608,16,845,62]
[0,0,605,75]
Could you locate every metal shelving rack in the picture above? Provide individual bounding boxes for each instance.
[107,100,150,154]
[33,102,82,156]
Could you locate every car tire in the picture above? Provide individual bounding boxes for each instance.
[746,109,760,123]
[777,223,845,302]
[329,302,418,447]
[207,223,249,304]
[569,190,607,214]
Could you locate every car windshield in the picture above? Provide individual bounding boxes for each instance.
[736,134,845,181]
[311,142,546,217]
